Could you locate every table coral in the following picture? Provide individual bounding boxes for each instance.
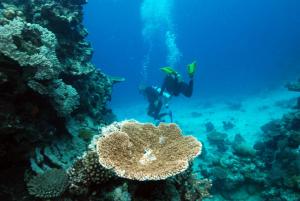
[96,120,202,181]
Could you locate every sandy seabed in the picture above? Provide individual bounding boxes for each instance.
[114,88,298,145]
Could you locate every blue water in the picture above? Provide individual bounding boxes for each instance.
[84,0,300,106]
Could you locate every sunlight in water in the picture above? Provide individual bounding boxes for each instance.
[165,31,182,68]
[140,0,182,82]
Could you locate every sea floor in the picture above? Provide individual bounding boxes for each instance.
[113,88,298,145]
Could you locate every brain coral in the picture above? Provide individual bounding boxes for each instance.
[96,120,202,181]
[27,169,69,198]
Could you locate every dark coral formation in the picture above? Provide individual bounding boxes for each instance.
[27,169,69,198]
[62,124,210,201]
[255,111,300,200]
[171,166,212,200]
[0,0,114,200]
[94,166,211,201]
[67,151,116,196]
[286,78,300,92]
[199,93,300,200]
[286,78,300,109]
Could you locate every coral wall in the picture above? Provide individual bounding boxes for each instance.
[0,0,115,199]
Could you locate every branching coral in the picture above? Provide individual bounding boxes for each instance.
[67,151,115,195]
[96,120,202,181]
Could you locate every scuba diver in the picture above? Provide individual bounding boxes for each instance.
[160,61,197,97]
[139,85,173,123]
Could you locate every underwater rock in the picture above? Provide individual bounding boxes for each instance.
[286,79,300,92]
[233,143,256,158]
[205,122,215,132]
[207,130,227,144]
[282,111,300,131]
[287,130,300,148]
[260,120,283,137]
[233,133,246,144]
[222,121,235,130]
[207,130,229,151]
[211,166,228,180]
[225,100,243,111]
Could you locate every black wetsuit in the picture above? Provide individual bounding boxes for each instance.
[144,87,169,120]
[160,74,194,97]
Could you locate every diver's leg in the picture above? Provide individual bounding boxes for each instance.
[169,110,173,122]
[148,104,156,119]
[158,112,168,121]
[153,101,163,120]
[181,79,194,97]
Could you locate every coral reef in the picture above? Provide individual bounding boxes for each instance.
[67,151,116,196]
[206,130,229,152]
[96,120,202,181]
[199,132,267,200]
[59,121,209,200]
[205,122,215,132]
[286,78,300,92]
[28,121,211,201]
[0,0,115,200]
[1,1,298,198]
[0,0,113,165]
[101,183,131,201]
[222,121,234,131]
[172,166,212,200]
[286,78,300,109]
[0,17,60,80]
[255,110,300,200]
[197,85,300,200]
[0,0,212,200]
[27,169,69,198]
